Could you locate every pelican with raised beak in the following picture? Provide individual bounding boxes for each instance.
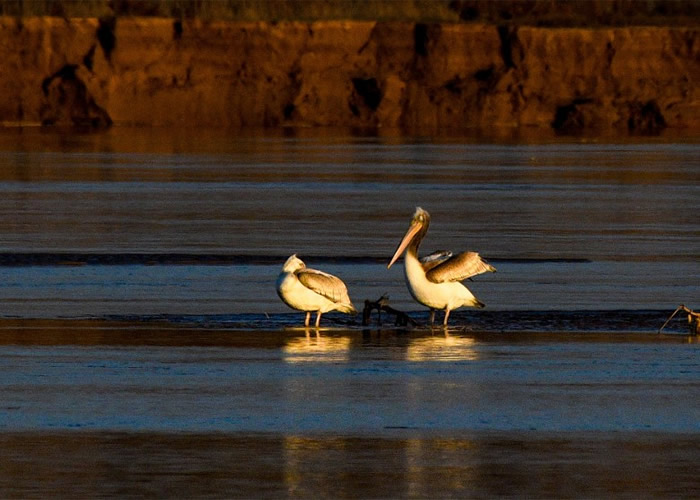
[277,254,357,327]
[388,207,495,326]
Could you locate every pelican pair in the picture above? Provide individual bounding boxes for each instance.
[277,207,495,327]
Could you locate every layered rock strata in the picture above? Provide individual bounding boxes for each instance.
[1,17,697,133]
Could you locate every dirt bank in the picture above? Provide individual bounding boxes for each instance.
[1,17,698,134]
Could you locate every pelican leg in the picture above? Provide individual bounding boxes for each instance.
[304,312,311,327]
[429,309,436,325]
[315,312,322,328]
[443,309,451,326]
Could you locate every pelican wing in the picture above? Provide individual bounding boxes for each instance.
[426,251,496,283]
[420,250,453,272]
[297,268,352,304]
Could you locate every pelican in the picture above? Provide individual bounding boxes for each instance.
[387,207,495,326]
[276,254,357,327]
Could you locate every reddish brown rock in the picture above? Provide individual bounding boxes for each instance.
[0,17,697,134]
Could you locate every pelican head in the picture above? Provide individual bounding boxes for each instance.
[282,254,305,273]
[388,207,431,268]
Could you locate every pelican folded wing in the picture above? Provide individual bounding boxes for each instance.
[426,251,496,284]
[296,269,352,304]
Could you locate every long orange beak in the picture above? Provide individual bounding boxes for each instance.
[387,221,422,268]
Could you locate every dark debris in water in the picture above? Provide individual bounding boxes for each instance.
[658,305,700,336]
[98,309,693,335]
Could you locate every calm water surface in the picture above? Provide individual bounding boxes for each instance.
[0,128,698,498]
[0,128,697,318]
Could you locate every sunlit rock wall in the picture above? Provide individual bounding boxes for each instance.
[1,17,698,133]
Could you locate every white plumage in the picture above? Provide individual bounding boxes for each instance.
[276,254,356,327]
[388,207,495,326]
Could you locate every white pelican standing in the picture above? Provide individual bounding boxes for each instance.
[388,207,495,326]
[276,254,357,327]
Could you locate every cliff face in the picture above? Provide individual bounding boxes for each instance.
[1,17,698,134]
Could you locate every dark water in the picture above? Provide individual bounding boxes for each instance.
[3,431,698,498]
[0,128,698,497]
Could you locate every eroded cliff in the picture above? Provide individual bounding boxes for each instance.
[1,17,698,134]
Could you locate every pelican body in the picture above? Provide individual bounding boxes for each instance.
[388,207,495,326]
[277,254,356,327]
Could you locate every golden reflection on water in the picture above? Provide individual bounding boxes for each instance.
[282,331,352,363]
[406,334,479,362]
[280,331,480,364]
[282,435,350,497]
[403,437,479,498]
[282,434,481,498]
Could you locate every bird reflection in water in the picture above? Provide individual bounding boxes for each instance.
[282,331,352,363]
[281,435,479,498]
[406,334,479,362]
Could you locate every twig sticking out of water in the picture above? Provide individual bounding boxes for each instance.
[362,294,417,327]
[658,304,700,335]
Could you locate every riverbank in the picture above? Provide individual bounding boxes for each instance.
[1,17,698,134]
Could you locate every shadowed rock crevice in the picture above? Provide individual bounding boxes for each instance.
[41,65,78,95]
[82,44,96,71]
[497,25,524,69]
[283,103,295,120]
[553,98,668,136]
[352,78,383,111]
[97,16,116,61]
[605,41,616,66]
[443,76,464,95]
[552,98,595,134]
[282,58,305,123]
[628,100,666,134]
[173,19,183,40]
[473,65,501,95]
[414,23,429,57]
[282,70,299,121]
[40,64,112,128]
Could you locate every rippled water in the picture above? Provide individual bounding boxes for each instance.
[1,324,699,498]
[0,128,697,322]
[0,128,698,497]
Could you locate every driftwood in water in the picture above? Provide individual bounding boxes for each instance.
[659,304,700,335]
[362,294,417,327]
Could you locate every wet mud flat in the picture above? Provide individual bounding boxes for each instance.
[1,320,698,498]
